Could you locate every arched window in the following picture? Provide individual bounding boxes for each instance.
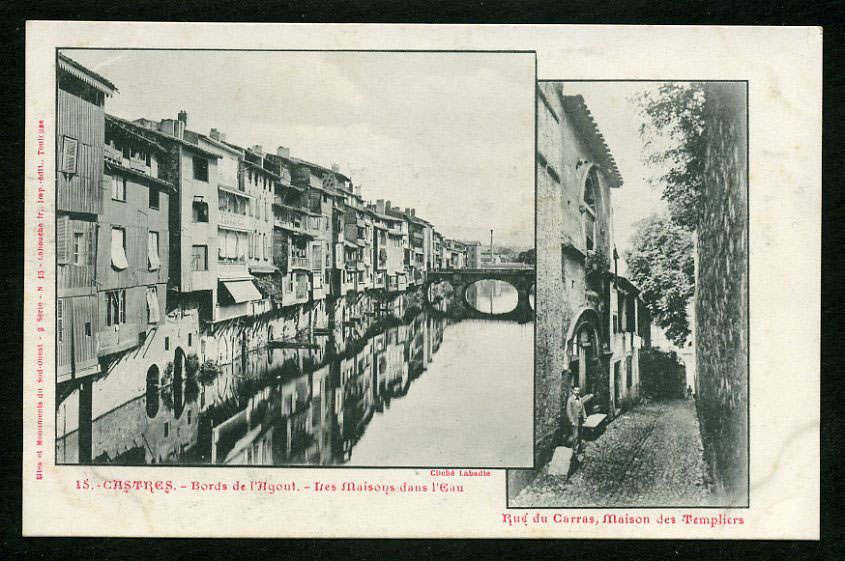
[583,167,600,251]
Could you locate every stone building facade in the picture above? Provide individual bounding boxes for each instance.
[511,83,649,494]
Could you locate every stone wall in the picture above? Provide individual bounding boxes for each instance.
[695,82,748,505]
[530,83,568,486]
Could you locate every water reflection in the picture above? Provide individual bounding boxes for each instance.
[58,310,533,467]
[466,279,519,315]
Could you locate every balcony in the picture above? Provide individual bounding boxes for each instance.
[104,145,122,166]
[307,197,322,214]
[129,156,148,173]
[290,254,310,270]
[275,209,311,237]
[219,210,250,230]
[215,302,250,322]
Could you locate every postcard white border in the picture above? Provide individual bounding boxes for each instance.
[23,22,821,539]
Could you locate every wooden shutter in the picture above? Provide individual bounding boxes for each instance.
[56,215,71,264]
[61,137,78,174]
[56,299,64,343]
[137,225,149,274]
[86,222,97,267]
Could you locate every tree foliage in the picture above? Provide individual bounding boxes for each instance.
[517,248,535,265]
[625,214,695,347]
[633,83,706,231]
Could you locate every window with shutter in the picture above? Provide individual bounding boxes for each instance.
[312,243,322,270]
[87,223,96,266]
[111,227,129,270]
[111,175,127,202]
[57,300,63,343]
[61,136,78,174]
[238,232,247,262]
[148,231,161,271]
[73,232,84,265]
[56,215,71,265]
[191,245,208,271]
[105,290,126,326]
[146,286,160,323]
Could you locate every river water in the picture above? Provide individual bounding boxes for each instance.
[57,287,533,467]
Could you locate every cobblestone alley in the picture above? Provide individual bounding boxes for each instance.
[512,399,711,507]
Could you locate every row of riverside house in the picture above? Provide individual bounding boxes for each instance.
[56,54,479,386]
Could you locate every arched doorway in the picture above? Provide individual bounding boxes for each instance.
[566,309,606,415]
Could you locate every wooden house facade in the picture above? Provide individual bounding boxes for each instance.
[56,54,116,383]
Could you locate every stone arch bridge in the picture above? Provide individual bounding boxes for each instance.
[423,267,535,322]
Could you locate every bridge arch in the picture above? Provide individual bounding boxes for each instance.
[464,278,519,315]
[422,268,535,322]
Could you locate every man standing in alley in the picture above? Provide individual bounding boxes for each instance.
[566,386,587,452]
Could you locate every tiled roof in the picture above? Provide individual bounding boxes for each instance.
[561,95,623,189]
[105,115,166,152]
[58,53,117,94]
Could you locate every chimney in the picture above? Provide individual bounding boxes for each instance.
[210,128,219,141]
[331,163,340,173]
[252,145,263,155]
[411,209,416,218]
[178,110,188,127]
[160,119,174,136]
[160,118,184,139]
[277,146,290,159]
[386,200,392,212]
[376,199,385,214]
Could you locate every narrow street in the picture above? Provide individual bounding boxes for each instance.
[512,400,711,507]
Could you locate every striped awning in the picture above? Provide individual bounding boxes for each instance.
[222,280,263,303]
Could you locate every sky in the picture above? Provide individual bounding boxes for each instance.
[62,49,536,247]
[560,82,673,275]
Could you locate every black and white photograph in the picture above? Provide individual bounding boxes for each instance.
[508,81,748,508]
[53,49,536,468]
[23,23,819,539]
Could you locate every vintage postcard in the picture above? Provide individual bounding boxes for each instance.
[23,23,820,538]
